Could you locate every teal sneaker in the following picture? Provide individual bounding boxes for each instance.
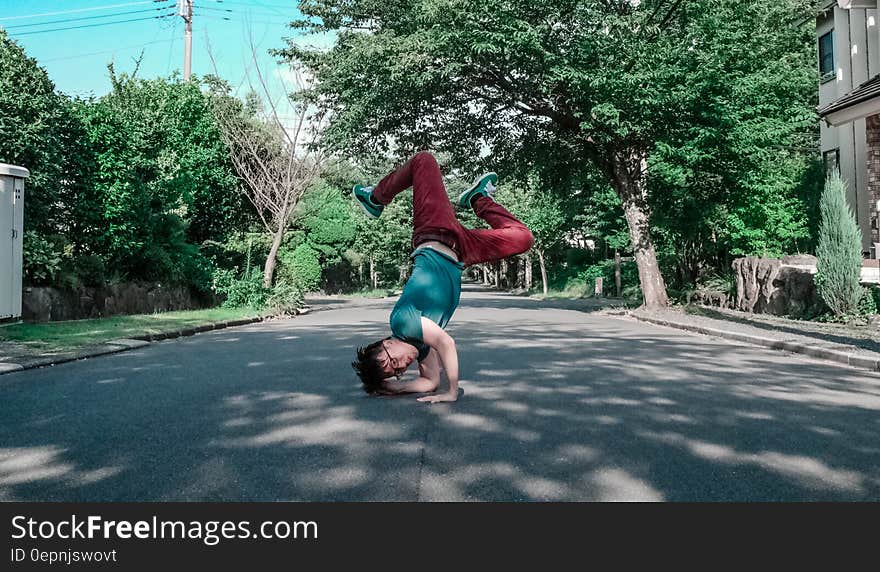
[352,184,384,218]
[458,172,498,208]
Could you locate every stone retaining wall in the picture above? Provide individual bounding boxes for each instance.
[22,283,215,322]
[732,255,822,316]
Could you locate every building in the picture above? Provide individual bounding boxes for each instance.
[817,0,880,259]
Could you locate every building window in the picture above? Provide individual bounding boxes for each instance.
[823,148,840,175]
[819,31,835,82]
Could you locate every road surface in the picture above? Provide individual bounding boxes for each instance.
[1,286,878,501]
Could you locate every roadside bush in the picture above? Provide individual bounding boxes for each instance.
[621,283,643,302]
[178,249,215,294]
[558,277,591,297]
[266,280,304,315]
[570,259,640,297]
[815,175,863,318]
[857,286,877,317]
[22,231,62,285]
[683,273,736,308]
[72,254,106,287]
[279,244,322,293]
[577,261,610,284]
[214,267,269,309]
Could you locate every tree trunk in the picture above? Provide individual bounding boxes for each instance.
[494,262,501,288]
[482,265,490,285]
[614,249,622,297]
[263,226,285,288]
[537,249,548,295]
[358,261,363,285]
[399,264,408,286]
[518,256,525,289]
[370,255,377,290]
[525,252,533,291]
[610,148,669,309]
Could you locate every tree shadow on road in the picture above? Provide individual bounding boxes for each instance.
[1,298,879,501]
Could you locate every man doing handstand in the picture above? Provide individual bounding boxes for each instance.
[351,151,534,403]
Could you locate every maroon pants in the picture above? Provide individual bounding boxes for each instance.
[371,152,534,266]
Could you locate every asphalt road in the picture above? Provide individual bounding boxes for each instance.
[1,285,879,501]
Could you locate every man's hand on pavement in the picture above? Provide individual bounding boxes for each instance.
[417,391,458,404]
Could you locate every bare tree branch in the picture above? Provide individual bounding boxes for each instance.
[207,41,327,288]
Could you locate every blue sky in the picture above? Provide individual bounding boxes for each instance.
[0,0,334,105]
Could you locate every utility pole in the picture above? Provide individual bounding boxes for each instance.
[178,0,193,80]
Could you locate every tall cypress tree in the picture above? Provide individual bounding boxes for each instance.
[815,175,863,318]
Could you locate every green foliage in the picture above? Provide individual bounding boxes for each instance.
[577,263,609,284]
[79,72,246,282]
[57,254,108,289]
[577,186,631,253]
[297,183,358,259]
[203,232,271,272]
[266,280,304,315]
[555,259,641,299]
[22,231,62,285]
[494,174,567,252]
[281,244,322,292]
[2,35,248,294]
[857,286,877,318]
[282,0,818,303]
[700,273,736,299]
[214,266,303,313]
[677,272,737,308]
[291,182,361,291]
[814,175,863,318]
[214,267,270,309]
[2,2,828,308]
[645,0,818,287]
[0,31,72,237]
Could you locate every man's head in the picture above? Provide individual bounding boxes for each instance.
[351,337,418,394]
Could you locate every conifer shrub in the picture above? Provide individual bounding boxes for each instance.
[815,175,863,319]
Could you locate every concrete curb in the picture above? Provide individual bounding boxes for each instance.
[629,313,880,373]
[0,316,265,377]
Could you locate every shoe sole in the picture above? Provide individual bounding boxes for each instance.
[352,185,379,219]
[458,172,497,207]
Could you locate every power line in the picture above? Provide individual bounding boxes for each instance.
[12,13,175,37]
[196,7,288,20]
[41,37,177,63]
[0,1,164,22]
[3,5,173,30]
[204,0,298,10]
[197,6,234,14]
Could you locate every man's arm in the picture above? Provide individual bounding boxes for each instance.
[416,317,459,403]
[378,348,441,395]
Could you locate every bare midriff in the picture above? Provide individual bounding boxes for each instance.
[415,240,459,262]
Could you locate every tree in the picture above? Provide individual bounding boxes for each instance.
[76,69,244,286]
[647,0,818,287]
[208,66,326,288]
[278,0,818,308]
[0,30,71,236]
[815,175,862,319]
[495,174,566,295]
[352,191,413,289]
[291,181,359,291]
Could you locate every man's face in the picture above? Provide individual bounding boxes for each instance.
[378,340,414,380]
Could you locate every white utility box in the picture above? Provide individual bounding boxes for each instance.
[0,163,28,321]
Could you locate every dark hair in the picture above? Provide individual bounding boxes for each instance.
[351,338,390,395]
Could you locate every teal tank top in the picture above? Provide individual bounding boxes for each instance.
[390,247,464,360]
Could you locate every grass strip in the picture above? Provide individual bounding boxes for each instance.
[0,307,264,350]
